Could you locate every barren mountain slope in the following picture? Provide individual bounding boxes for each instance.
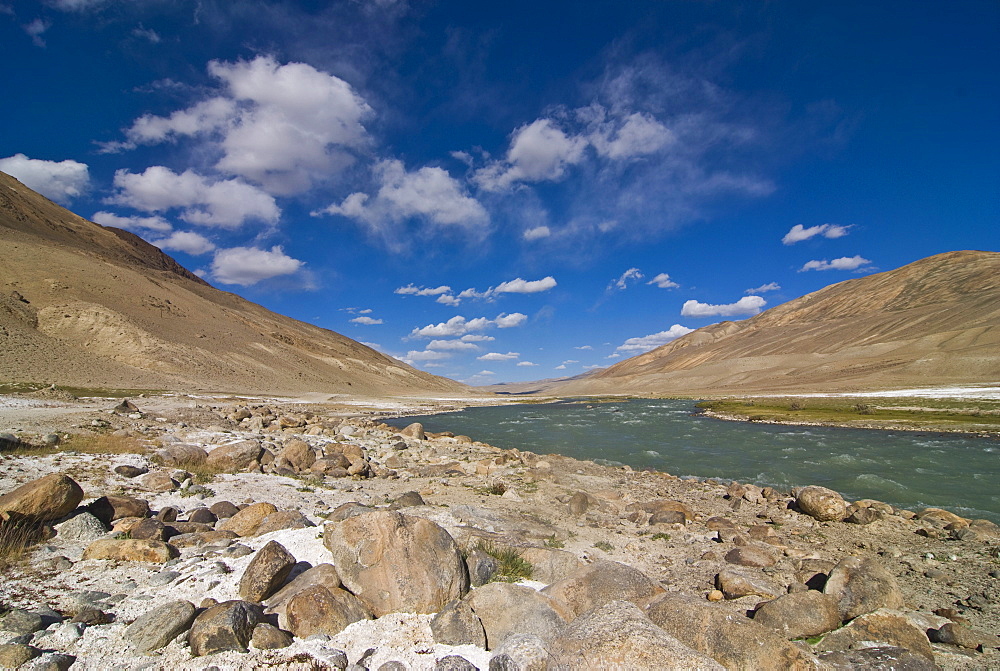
[0,171,469,397]
[554,250,1000,396]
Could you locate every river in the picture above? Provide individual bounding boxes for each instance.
[386,399,1000,523]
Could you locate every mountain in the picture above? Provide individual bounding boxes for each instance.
[553,250,1000,396]
[0,171,469,397]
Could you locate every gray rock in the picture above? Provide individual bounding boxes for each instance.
[238,540,296,602]
[124,600,197,654]
[516,547,582,584]
[54,512,107,542]
[541,560,662,620]
[490,633,549,671]
[715,568,782,600]
[113,464,148,478]
[435,656,477,670]
[795,486,847,522]
[930,621,1000,649]
[816,646,937,670]
[752,591,841,639]
[206,440,263,472]
[816,609,935,663]
[394,491,425,507]
[210,501,240,518]
[380,662,409,671]
[156,443,209,467]
[250,623,293,649]
[0,609,45,635]
[188,508,218,524]
[431,599,486,647]
[548,600,723,670]
[465,549,499,588]
[23,652,76,671]
[465,582,567,649]
[130,518,167,541]
[823,556,904,620]
[188,600,262,656]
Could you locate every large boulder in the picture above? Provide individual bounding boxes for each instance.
[645,591,818,670]
[715,569,782,600]
[823,556,904,620]
[323,510,468,616]
[265,563,342,629]
[155,444,208,467]
[82,539,178,563]
[253,510,314,536]
[548,600,724,670]
[217,502,277,537]
[206,440,263,472]
[795,486,847,522]
[430,599,486,648]
[752,591,842,639]
[816,646,937,670]
[815,609,934,663]
[86,495,150,525]
[188,600,262,656]
[541,560,663,620]
[399,422,425,440]
[284,585,372,638]
[465,582,567,649]
[238,540,296,602]
[0,474,83,522]
[124,600,197,654]
[517,547,583,584]
[277,439,315,472]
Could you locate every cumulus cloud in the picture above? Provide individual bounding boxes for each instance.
[523,226,551,241]
[610,268,643,290]
[403,349,452,363]
[153,231,216,255]
[0,154,89,203]
[478,352,519,361]
[574,345,593,350]
[409,312,527,338]
[681,296,766,318]
[209,245,303,286]
[395,284,452,296]
[107,167,279,228]
[585,108,674,160]
[615,325,695,354]
[91,211,173,233]
[460,334,494,343]
[351,316,383,325]
[799,255,872,272]
[493,276,557,295]
[516,361,538,367]
[474,118,588,192]
[746,282,781,294]
[554,364,567,370]
[112,55,372,195]
[426,339,479,351]
[782,223,851,245]
[436,294,461,306]
[315,159,488,236]
[647,273,679,289]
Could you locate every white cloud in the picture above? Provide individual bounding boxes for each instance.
[615,325,695,354]
[107,167,279,228]
[681,295,766,318]
[746,282,781,294]
[610,267,643,290]
[91,211,172,233]
[478,352,519,362]
[474,118,588,192]
[409,315,493,338]
[586,109,674,160]
[799,255,872,272]
[426,339,479,351]
[476,370,495,376]
[23,18,49,47]
[647,273,679,289]
[517,361,538,367]
[115,56,372,195]
[461,334,494,343]
[0,154,89,203]
[209,245,303,286]
[317,159,488,233]
[574,345,593,350]
[562,359,579,364]
[782,223,851,245]
[154,231,216,255]
[554,364,567,370]
[395,284,452,296]
[494,312,528,328]
[403,349,452,363]
[351,316,383,325]
[523,226,551,241]
[493,276,557,294]
[436,294,461,306]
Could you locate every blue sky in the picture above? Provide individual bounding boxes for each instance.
[2,1,998,384]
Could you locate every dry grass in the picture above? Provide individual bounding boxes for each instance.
[158,457,230,484]
[0,516,46,571]
[62,433,147,454]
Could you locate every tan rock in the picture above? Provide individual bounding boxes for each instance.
[466,582,567,649]
[138,471,177,492]
[517,547,583,584]
[715,568,782,600]
[795,486,847,522]
[816,609,934,662]
[87,495,150,525]
[253,510,314,536]
[542,560,663,620]
[218,502,277,537]
[82,539,178,563]
[265,564,342,630]
[752,591,841,639]
[206,440,263,472]
[323,510,468,617]
[823,556,903,620]
[188,600,261,656]
[169,530,239,548]
[284,585,372,638]
[399,422,425,440]
[724,545,779,568]
[238,540,296,602]
[0,473,83,522]
[278,439,315,472]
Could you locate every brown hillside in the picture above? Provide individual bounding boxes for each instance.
[554,250,1000,396]
[0,171,470,397]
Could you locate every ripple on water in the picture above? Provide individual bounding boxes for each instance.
[855,473,908,493]
[643,450,661,457]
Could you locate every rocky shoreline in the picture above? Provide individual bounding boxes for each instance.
[0,394,998,670]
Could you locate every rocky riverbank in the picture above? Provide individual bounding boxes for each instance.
[0,393,998,670]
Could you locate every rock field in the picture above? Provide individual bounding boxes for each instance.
[0,393,998,670]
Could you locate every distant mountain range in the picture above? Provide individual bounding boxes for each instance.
[0,171,468,397]
[553,250,1000,396]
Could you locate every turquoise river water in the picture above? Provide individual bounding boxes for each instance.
[387,399,1000,523]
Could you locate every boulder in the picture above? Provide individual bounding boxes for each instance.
[465,548,499,587]
[265,563,342,629]
[465,582,567,649]
[724,545,779,568]
[929,621,1000,650]
[917,507,967,528]
[250,623,293,650]
[188,508,218,524]
[323,510,468,616]
[816,609,934,663]
[169,530,239,548]
[206,440,264,472]
[0,643,41,668]
[82,539,178,563]
[188,600,262,656]
[129,518,167,541]
[239,540,297,602]
[823,556,904,620]
[0,473,83,522]
[113,464,148,478]
[0,609,45,635]
[436,656,477,671]
[137,471,177,492]
[217,502,278,536]
[254,510,314,536]
[816,646,937,670]
[54,512,107,542]
[210,501,240,518]
[795,486,847,522]
[541,560,662,620]
[752,591,841,639]
[87,495,150,525]
[284,585,372,639]
[393,491,425,508]
[626,499,695,523]
[489,633,549,671]
[124,600,197,654]
[715,568,782,600]
[645,591,818,670]
[399,422,425,440]
[431,598,487,648]
[278,439,315,472]
[548,600,724,670]
[518,547,583,584]
[155,444,208,467]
